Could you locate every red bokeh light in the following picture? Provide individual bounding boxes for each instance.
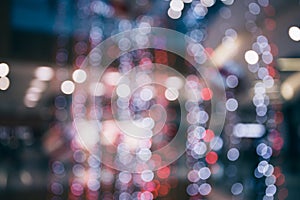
[203,129,215,142]
[206,151,218,165]
[201,88,213,101]
[157,167,171,179]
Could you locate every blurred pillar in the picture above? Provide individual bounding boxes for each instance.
[0,0,11,58]
[284,103,299,172]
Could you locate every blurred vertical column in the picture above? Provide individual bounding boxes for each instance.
[243,1,286,199]
[0,0,11,58]
[48,0,72,200]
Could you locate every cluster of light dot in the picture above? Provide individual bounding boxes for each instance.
[243,0,286,199]
[168,0,235,19]
[24,66,54,108]
[47,0,288,200]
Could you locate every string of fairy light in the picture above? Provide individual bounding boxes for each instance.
[179,0,286,199]
[243,0,286,199]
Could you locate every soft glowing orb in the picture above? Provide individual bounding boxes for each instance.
[0,63,9,77]
[61,80,75,94]
[72,69,87,83]
[0,76,10,90]
[35,66,54,81]
[288,26,300,41]
[170,0,184,12]
[244,50,259,65]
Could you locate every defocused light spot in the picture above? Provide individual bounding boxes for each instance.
[25,92,40,102]
[24,99,37,108]
[87,179,100,191]
[199,167,211,180]
[198,183,212,195]
[168,8,182,19]
[101,169,114,185]
[165,88,179,101]
[265,175,276,186]
[0,77,10,90]
[193,3,208,17]
[258,0,269,7]
[186,184,199,196]
[141,191,153,200]
[116,84,131,98]
[119,192,131,200]
[119,171,132,184]
[201,0,216,7]
[165,76,184,90]
[61,80,75,95]
[35,66,54,81]
[157,167,170,179]
[88,156,100,168]
[51,182,63,195]
[266,185,277,197]
[263,164,274,177]
[27,86,43,94]
[227,148,240,161]
[170,0,184,12]
[245,50,259,65]
[118,38,131,51]
[72,69,87,83]
[103,72,120,86]
[221,0,234,6]
[258,160,269,174]
[233,123,265,138]
[210,136,223,151]
[226,98,238,111]
[254,167,264,178]
[201,87,213,101]
[206,151,218,164]
[258,67,269,79]
[0,172,7,188]
[72,164,85,177]
[140,88,153,101]
[188,170,200,182]
[73,150,86,163]
[219,7,231,19]
[141,170,154,182]
[30,79,47,91]
[226,75,239,88]
[20,170,32,185]
[71,182,84,196]
[90,82,105,96]
[256,105,267,116]
[203,129,214,142]
[262,51,273,64]
[137,148,152,161]
[192,142,207,156]
[0,63,9,77]
[231,183,243,195]
[52,161,65,175]
[263,75,274,88]
[249,2,260,15]
[288,26,300,41]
